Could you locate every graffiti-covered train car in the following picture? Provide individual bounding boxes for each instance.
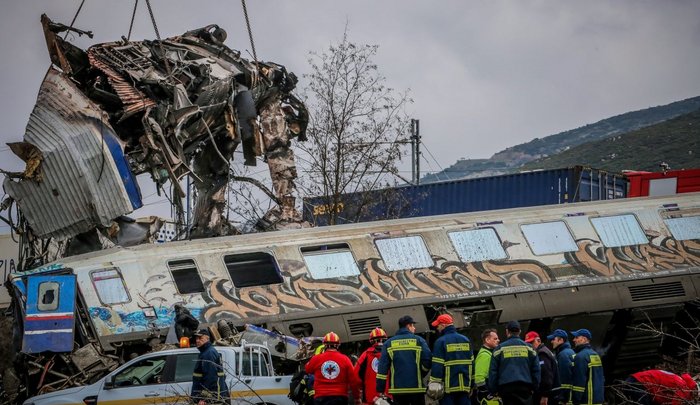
[7,193,700,390]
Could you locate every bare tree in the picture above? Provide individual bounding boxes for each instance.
[296,31,413,226]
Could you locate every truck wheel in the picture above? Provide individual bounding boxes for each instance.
[217,319,233,339]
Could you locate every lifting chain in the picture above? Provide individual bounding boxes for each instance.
[144,0,173,76]
[240,0,259,64]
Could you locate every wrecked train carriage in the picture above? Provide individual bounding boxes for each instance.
[8,192,700,387]
[4,17,309,249]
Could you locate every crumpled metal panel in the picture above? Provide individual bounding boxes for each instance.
[87,47,156,119]
[4,67,142,239]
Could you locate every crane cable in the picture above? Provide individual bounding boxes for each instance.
[64,0,86,40]
[127,0,139,41]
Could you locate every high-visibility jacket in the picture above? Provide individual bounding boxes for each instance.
[430,325,473,393]
[376,327,432,394]
[631,369,696,405]
[191,342,230,402]
[355,344,390,403]
[487,336,540,393]
[552,342,575,404]
[571,344,604,405]
[474,347,500,405]
[305,349,361,399]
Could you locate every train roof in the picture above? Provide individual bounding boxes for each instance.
[13,191,700,277]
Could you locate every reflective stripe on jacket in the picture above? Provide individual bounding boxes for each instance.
[376,327,432,394]
[430,325,474,393]
[487,335,540,393]
[191,342,229,402]
[571,344,604,405]
[552,342,575,404]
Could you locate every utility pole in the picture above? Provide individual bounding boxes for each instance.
[411,119,421,185]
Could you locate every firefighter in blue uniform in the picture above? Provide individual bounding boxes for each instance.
[487,321,540,405]
[570,329,604,405]
[429,314,474,405]
[376,315,432,405]
[191,328,229,405]
[548,329,575,404]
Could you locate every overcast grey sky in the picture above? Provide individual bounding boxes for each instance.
[1,1,700,221]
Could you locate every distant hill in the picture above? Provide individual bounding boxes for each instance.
[422,95,700,182]
[520,109,700,172]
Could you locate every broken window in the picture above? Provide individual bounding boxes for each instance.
[91,268,130,305]
[37,282,59,311]
[167,259,205,294]
[375,235,433,271]
[521,221,578,255]
[448,228,508,262]
[591,214,648,247]
[301,243,360,279]
[224,252,282,288]
[664,216,700,241]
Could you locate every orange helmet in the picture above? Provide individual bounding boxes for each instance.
[369,327,387,341]
[323,332,340,345]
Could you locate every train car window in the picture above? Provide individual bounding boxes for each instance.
[91,268,130,305]
[224,252,282,288]
[167,259,205,294]
[448,228,507,262]
[301,244,360,279]
[521,221,578,255]
[664,216,700,240]
[590,214,648,247]
[37,282,59,311]
[375,235,433,271]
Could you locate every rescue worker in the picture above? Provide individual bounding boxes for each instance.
[487,321,540,405]
[474,329,501,405]
[377,315,432,405]
[622,369,698,405]
[305,332,361,405]
[570,329,604,405]
[429,314,474,405]
[547,329,574,405]
[355,328,390,405]
[191,328,229,405]
[524,332,559,405]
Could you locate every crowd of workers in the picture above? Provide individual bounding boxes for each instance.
[298,315,699,405]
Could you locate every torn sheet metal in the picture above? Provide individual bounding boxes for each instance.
[3,67,142,239]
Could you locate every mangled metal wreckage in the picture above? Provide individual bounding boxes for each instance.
[4,15,308,249]
[1,15,310,400]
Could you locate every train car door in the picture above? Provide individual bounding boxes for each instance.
[22,274,77,353]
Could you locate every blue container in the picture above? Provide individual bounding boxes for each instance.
[303,166,628,226]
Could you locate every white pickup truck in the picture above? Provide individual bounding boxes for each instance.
[24,343,294,405]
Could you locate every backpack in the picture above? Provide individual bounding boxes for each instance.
[289,370,309,404]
